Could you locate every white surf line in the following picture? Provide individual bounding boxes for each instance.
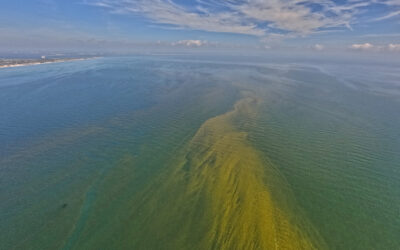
[0,57,100,69]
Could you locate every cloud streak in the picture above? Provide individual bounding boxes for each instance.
[88,0,265,36]
[87,0,388,38]
[351,43,375,51]
[350,43,400,52]
[172,40,208,47]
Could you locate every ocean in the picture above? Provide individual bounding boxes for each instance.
[1,56,399,249]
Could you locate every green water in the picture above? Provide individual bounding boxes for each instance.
[0,56,399,249]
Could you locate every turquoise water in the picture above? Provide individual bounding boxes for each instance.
[0,56,399,249]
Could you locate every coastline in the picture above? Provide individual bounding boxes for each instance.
[0,57,99,69]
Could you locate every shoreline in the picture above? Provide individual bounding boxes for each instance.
[0,57,100,69]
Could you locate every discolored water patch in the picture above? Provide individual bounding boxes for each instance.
[107,94,326,249]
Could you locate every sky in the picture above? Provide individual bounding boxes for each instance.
[0,0,400,54]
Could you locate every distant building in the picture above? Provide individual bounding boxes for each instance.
[41,56,46,59]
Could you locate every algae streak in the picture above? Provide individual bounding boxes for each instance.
[111,95,325,249]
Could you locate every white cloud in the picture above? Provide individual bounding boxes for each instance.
[351,43,375,50]
[373,0,400,21]
[236,0,354,35]
[88,0,265,36]
[172,40,207,47]
[388,43,400,51]
[88,0,376,37]
[350,43,400,52]
[383,0,400,6]
[313,44,325,51]
[374,10,400,21]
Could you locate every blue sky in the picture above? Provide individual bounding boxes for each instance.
[1,0,400,53]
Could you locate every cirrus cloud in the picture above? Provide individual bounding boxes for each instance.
[86,0,384,38]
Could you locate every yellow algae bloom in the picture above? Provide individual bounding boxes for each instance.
[120,94,326,249]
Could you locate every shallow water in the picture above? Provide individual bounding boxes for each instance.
[0,56,399,249]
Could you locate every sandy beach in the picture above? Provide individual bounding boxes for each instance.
[0,57,98,69]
